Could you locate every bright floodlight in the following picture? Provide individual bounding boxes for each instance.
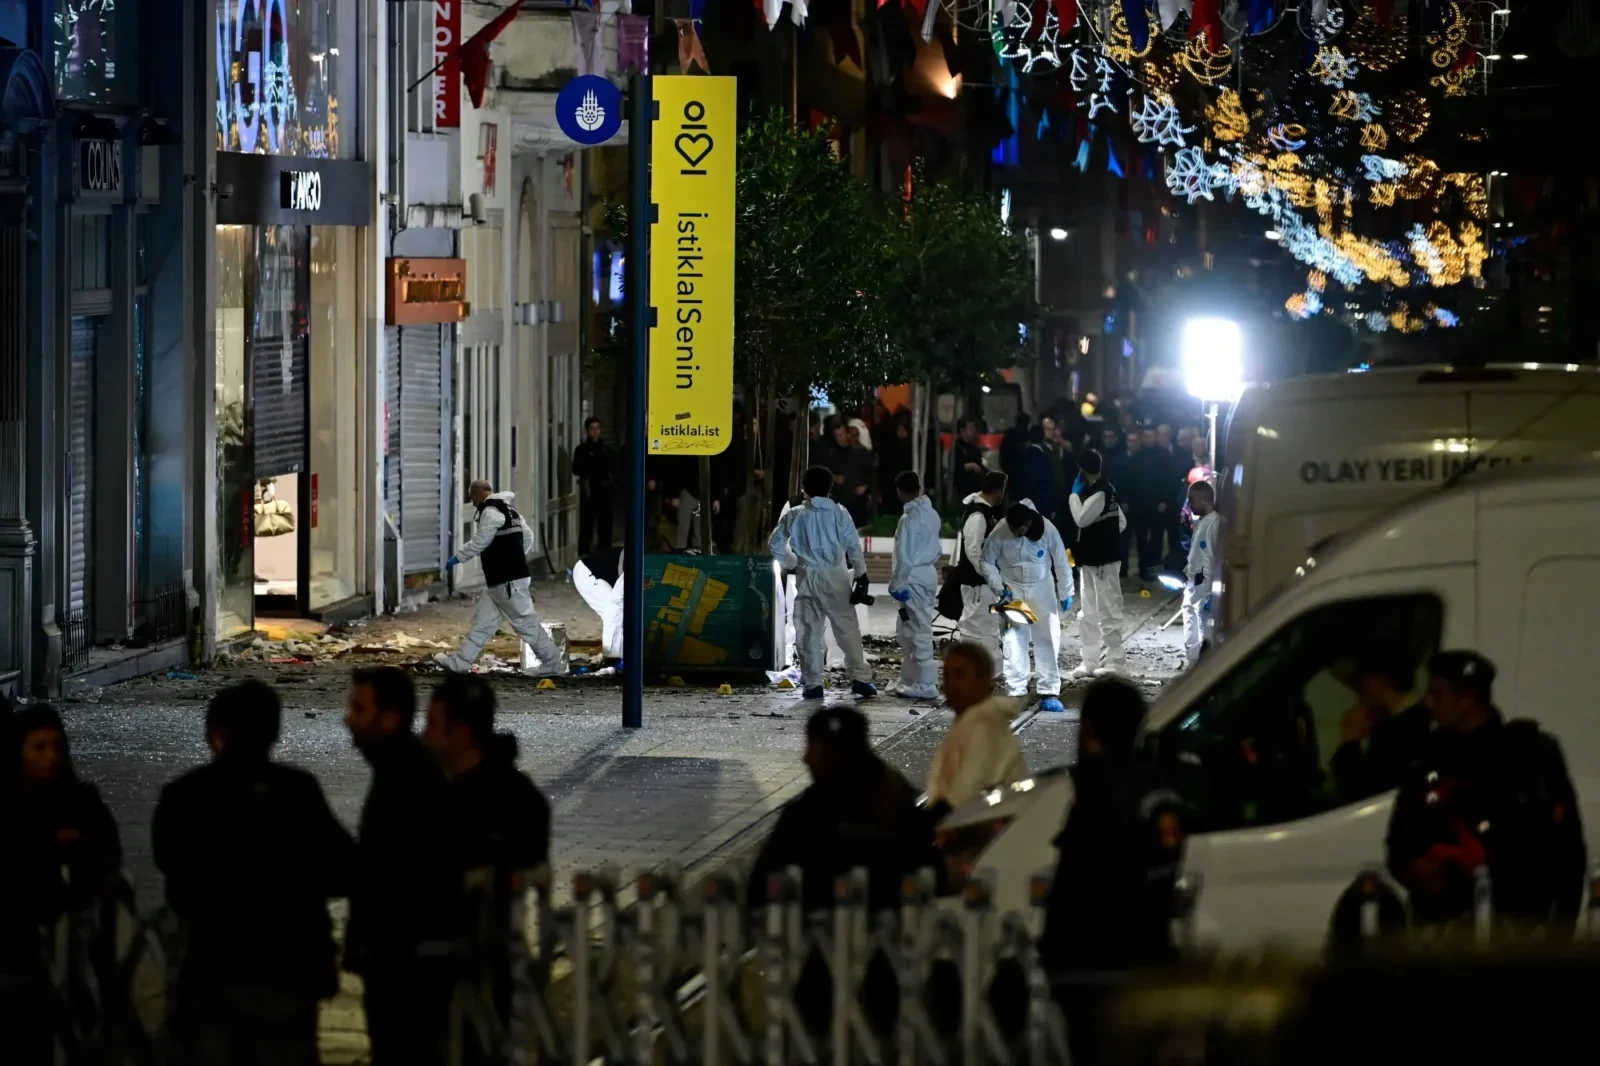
[1183,317,1244,402]
[1048,227,1068,241]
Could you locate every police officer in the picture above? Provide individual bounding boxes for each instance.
[1039,677,1183,973]
[1068,450,1128,678]
[945,471,1008,663]
[1385,651,1586,928]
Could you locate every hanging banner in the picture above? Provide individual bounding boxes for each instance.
[648,75,737,456]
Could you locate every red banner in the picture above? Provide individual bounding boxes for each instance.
[434,0,461,128]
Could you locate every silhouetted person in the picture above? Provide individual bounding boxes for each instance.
[952,418,988,499]
[153,682,353,1066]
[344,667,459,1066]
[572,416,614,553]
[2,706,120,1062]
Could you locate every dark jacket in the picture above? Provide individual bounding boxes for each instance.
[450,735,552,879]
[1127,445,1181,513]
[0,779,121,966]
[346,731,460,974]
[572,438,614,494]
[1042,441,1078,529]
[1020,443,1058,521]
[953,438,987,499]
[1386,712,1586,926]
[1331,703,1431,802]
[1039,755,1183,972]
[152,757,353,991]
[746,755,942,914]
[829,442,876,526]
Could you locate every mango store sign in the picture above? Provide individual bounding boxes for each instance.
[647,76,736,456]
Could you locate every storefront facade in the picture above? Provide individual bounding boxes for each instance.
[210,0,375,640]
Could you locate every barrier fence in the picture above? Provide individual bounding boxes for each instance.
[10,863,1600,1066]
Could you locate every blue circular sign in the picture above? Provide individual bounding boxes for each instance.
[557,75,624,147]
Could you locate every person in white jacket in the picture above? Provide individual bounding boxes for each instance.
[982,499,1075,712]
[433,480,565,676]
[572,548,624,660]
[926,642,1026,810]
[949,471,1009,662]
[769,466,878,701]
[1183,480,1220,666]
[1068,450,1128,678]
[887,471,944,700]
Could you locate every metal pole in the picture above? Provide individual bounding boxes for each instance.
[623,75,651,730]
[1207,402,1218,474]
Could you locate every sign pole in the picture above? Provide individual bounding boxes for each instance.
[622,74,651,730]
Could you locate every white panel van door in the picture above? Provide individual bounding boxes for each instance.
[1475,493,1600,859]
[1168,567,1476,948]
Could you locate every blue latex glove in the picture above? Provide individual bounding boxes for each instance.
[446,555,460,569]
[889,588,911,603]
[1061,596,1074,612]
[997,589,1015,606]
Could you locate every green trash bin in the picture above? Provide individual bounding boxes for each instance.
[641,553,781,674]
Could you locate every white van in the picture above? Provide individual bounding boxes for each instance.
[945,466,1600,947]
[1215,364,1600,637]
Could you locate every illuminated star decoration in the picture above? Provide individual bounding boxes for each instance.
[1129,93,1193,148]
[1310,47,1359,87]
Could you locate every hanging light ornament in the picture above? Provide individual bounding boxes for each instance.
[1310,46,1359,87]
[1347,10,1407,71]
[1207,88,1250,141]
[1267,123,1308,151]
[1104,7,1155,63]
[1359,123,1389,151]
[1330,90,1382,123]
[1313,6,1346,43]
[1179,38,1234,86]
[1428,1,1470,69]
[1386,90,1431,142]
[1130,93,1194,147]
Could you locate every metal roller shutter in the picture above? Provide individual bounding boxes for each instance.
[384,325,402,531]
[254,334,309,479]
[401,326,444,572]
[68,317,97,619]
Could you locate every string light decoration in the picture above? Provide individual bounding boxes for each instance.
[1360,123,1389,151]
[1428,1,1470,70]
[1130,94,1194,148]
[1386,91,1431,142]
[1179,38,1234,86]
[1268,123,1308,152]
[1313,7,1346,43]
[1330,90,1382,123]
[1208,88,1249,142]
[1165,146,1232,203]
[1310,47,1359,88]
[1103,7,1155,64]
[1361,154,1408,183]
[1346,10,1408,72]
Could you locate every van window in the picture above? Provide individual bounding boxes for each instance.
[1160,595,1443,833]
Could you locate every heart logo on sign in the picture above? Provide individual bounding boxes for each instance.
[674,132,714,168]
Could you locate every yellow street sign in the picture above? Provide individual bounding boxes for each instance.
[648,75,736,455]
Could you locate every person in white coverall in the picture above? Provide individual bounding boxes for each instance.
[887,470,944,700]
[769,466,879,701]
[572,547,624,659]
[949,471,1009,663]
[433,480,565,676]
[1183,480,1220,666]
[983,499,1074,712]
[926,641,1026,812]
[1068,449,1128,678]
[777,497,851,673]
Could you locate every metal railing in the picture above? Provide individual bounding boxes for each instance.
[14,862,1600,1066]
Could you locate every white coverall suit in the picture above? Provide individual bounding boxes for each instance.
[889,495,944,697]
[769,496,872,691]
[776,500,851,671]
[1184,511,1220,666]
[951,493,1002,663]
[1069,484,1128,675]
[573,553,625,659]
[440,492,564,674]
[983,503,1074,697]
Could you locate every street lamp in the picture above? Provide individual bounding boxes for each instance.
[1048,227,1068,240]
[1182,317,1243,472]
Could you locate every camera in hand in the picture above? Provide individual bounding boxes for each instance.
[850,574,875,606]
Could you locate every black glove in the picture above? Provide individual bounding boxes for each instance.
[850,574,875,606]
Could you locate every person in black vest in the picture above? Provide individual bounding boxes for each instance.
[948,470,1009,664]
[434,479,566,677]
[572,417,614,554]
[1068,450,1128,678]
[154,682,354,1066]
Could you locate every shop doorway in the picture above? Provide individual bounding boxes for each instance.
[215,224,364,634]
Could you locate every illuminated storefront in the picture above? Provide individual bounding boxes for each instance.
[211,0,371,637]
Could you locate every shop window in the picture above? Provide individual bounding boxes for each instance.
[70,212,110,291]
[54,0,133,104]
[214,0,361,158]
[1158,594,1443,833]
